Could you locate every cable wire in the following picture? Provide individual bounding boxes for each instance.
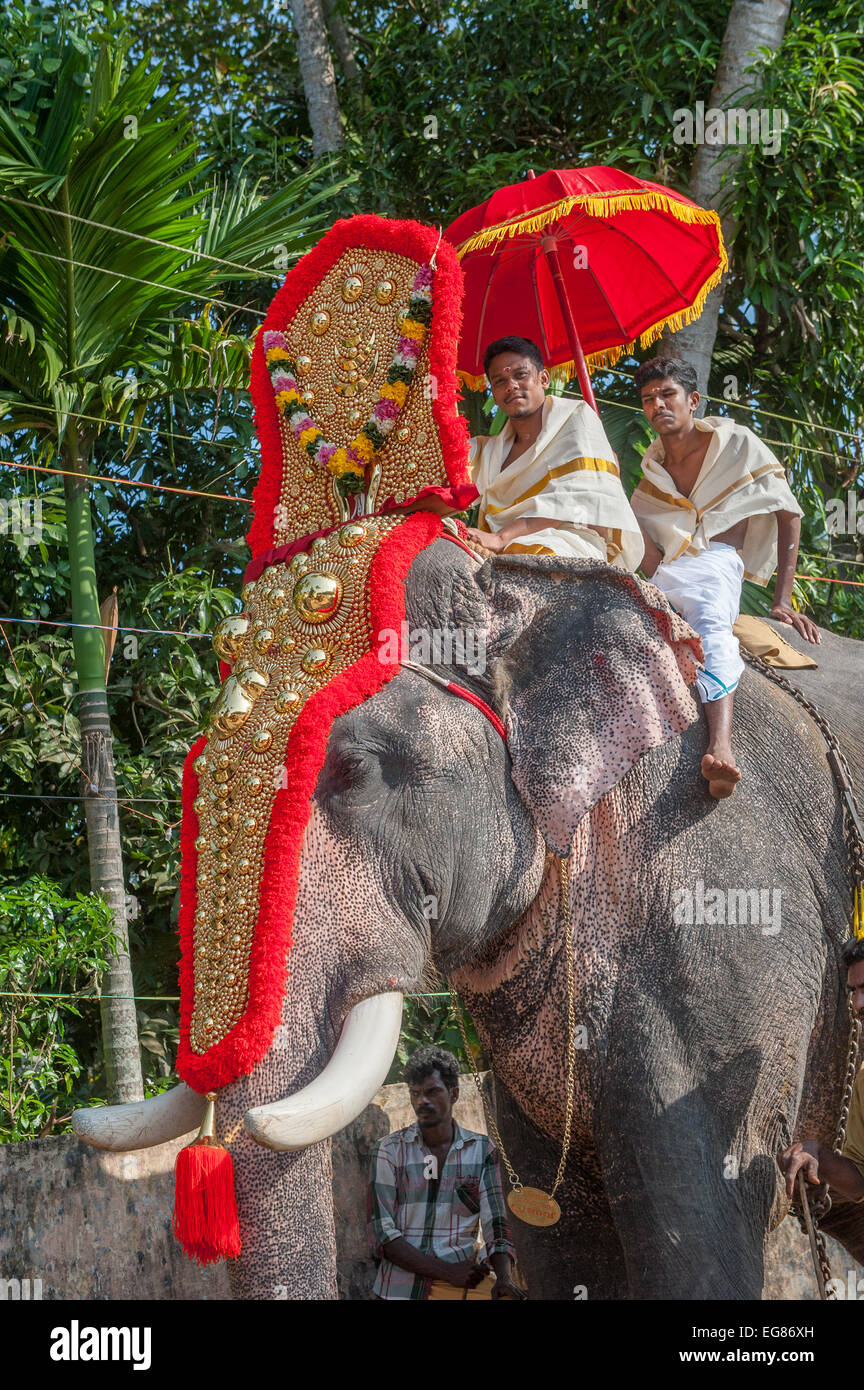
[14,246,266,319]
[0,792,181,803]
[0,615,209,639]
[0,458,247,503]
[5,399,250,453]
[0,192,286,279]
[597,364,864,445]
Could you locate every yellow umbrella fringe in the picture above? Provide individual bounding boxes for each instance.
[455,190,725,258]
[456,253,728,390]
[854,882,864,939]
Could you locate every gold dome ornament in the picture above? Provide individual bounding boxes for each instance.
[252,626,275,655]
[339,523,366,548]
[210,675,256,736]
[209,668,267,736]
[375,278,396,304]
[212,614,249,664]
[310,310,330,336]
[236,667,269,699]
[292,571,343,624]
[251,728,273,753]
[341,274,365,303]
[295,355,312,376]
[301,647,330,674]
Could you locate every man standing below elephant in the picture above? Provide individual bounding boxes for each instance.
[778,937,864,1202]
[367,1045,523,1300]
[631,355,819,799]
[463,336,644,570]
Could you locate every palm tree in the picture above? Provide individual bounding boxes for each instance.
[0,19,347,1100]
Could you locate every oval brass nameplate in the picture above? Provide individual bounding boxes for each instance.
[507,1186,561,1227]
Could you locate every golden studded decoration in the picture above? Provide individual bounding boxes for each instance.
[171,217,471,1262]
[176,216,470,1097]
[186,515,402,1057]
[246,214,472,560]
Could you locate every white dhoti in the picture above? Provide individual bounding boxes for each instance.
[469,395,644,570]
[504,523,608,561]
[652,542,744,703]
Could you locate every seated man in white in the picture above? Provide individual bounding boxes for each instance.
[463,336,644,571]
[631,355,820,800]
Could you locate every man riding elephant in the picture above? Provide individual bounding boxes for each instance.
[72,213,864,1301]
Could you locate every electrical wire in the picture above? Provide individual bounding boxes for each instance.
[0,990,453,1001]
[0,193,285,279]
[0,793,181,803]
[6,399,249,452]
[13,246,266,319]
[0,615,209,639]
[0,458,248,503]
[598,363,864,445]
[588,393,859,465]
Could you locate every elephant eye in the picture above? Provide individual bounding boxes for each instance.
[328,748,368,789]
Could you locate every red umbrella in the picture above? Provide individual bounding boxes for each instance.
[444,165,727,411]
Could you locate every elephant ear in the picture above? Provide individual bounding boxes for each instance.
[478,556,703,855]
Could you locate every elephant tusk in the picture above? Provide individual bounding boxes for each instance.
[244,992,404,1151]
[71,1083,208,1152]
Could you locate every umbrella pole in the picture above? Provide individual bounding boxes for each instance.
[540,235,598,413]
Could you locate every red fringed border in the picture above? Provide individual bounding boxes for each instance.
[176,510,443,1091]
[246,216,471,560]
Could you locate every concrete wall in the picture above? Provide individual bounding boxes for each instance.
[0,1080,859,1300]
[0,1081,486,1302]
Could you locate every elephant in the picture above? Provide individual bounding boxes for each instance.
[74,534,864,1299]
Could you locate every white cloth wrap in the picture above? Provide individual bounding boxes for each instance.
[469,395,644,570]
[652,542,745,703]
[633,417,802,585]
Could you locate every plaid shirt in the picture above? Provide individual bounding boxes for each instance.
[367,1120,516,1300]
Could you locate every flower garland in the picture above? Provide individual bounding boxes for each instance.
[263,263,434,495]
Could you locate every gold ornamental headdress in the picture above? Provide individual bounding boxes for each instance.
[244,213,476,568]
[172,217,471,1257]
[171,215,472,1263]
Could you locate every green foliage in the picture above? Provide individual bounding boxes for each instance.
[387,992,485,1086]
[0,875,120,1140]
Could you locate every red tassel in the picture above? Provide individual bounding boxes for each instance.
[172,1093,241,1265]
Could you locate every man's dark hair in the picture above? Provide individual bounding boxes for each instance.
[403,1045,460,1091]
[841,937,864,970]
[483,335,544,377]
[633,356,699,397]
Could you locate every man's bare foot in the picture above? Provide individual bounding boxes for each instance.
[701,748,741,799]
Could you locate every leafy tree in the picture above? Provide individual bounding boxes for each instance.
[0,876,120,1140]
[0,0,347,1102]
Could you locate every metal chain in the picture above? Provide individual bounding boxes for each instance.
[550,856,577,1198]
[743,649,864,1299]
[451,854,577,1198]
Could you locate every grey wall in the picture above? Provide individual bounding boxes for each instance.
[0,1080,486,1302]
[0,1079,859,1300]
